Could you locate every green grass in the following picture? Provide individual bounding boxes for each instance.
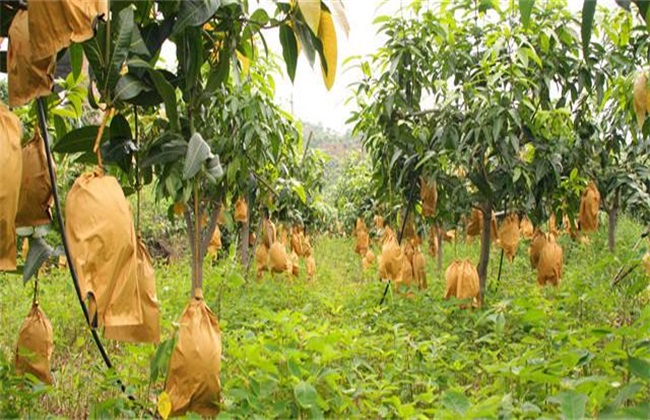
[1,217,649,418]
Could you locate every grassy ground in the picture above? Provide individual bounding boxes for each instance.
[1,217,649,418]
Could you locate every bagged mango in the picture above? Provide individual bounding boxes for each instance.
[579,182,600,232]
[234,197,248,223]
[420,176,437,217]
[65,170,142,328]
[355,229,370,256]
[412,245,426,290]
[529,228,547,269]
[16,130,53,228]
[498,213,520,262]
[165,292,221,416]
[8,10,56,107]
[104,239,160,344]
[467,208,483,237]
[0,102,23,271]
[207,225,222,257]
[428,225,438,257]
[374,214,384,230]
[355,217,367,235]
[444,260,479,303]
[28,0,108,61]
[519,215,534,240]
[378,229,403,282]
[290,229,304,257]
[15,304,53,384]
[255,244,269,279]
[305,244,316,279]
[362,249,375,271]
[262,218,276,249]
[269,241,289,273]
[537,234,563,286]
[634,70,648,129]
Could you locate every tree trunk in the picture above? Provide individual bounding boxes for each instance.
[608,189,620,253]
[477,200,493,304]
[437,225,444,272]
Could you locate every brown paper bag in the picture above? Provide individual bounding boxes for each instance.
[355,229,370,256]
[207,225,222,257]
[104,240,160,344]
[412,245,426,290]
[537,235,563,286]
[165,293,221,416]
[467,209,483,237]
[498,213,520,262]
[428,225,438,257]
[579,181,600,232]
[378,230,403,282]
[255,244,269,279]
[28,0,108,61]
[420,176,437,217]
[374,215,384,230]
[65,170,142,327]
[0,102,23,271]
[15,304,53,384]
[8,10,56,107]
[529,228,547,269]
[16,130,53,227]
[519,215,534,240]
[234,197,248,223]
[444,260,479,302]
[269,241,289,273]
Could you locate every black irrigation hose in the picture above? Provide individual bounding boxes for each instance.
[36,98,133,399]
[378,174,419,305]
[494,200,508,293]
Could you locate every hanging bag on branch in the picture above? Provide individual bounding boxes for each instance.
[207,225,222,258]
[579,181,601,232]
[420,176,438,218]
[0,102,23,271]
[65,170,142,328]
[355,229,370,256]
[255,244,270,278]
[8,10,56,107]
[444,260,479,306]
[15,303,54,384]
[28,0,108,61]
[262,218,276,249]
[537,234,563,286]
[412,244,426,290]
[498,213,520,262]
[378,229,403,282]
[269,241,290,273]
[104,239,160,344]
[529,228,547,269]
[520,215,534,240]
[16,129,53,228]
[165,291,222,416]
[234,197,248,223]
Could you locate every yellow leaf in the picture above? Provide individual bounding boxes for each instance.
[236,50,250,76]
[298,0,321,35]
[633,70,647,129]
[318,10,337,90]
[157,391,172,420]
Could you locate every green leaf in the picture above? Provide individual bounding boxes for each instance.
[53,126,107,154]
[549,391,588,419]
[150,337,176,383]
[183,133,211,180]
[293,381,318,409]
[279,25,298,83]
[172,0,221,36]
[104,7,136,96]
[148,69,180,132]
[115,74,150,101]
[581,0,597,56]
[629,357,650,381]
[206,155,224,179]
[141,139,187,167]
[23,237,53,284]
[518,0,535,28]
[69,43,84,81]
[442,390,470,415]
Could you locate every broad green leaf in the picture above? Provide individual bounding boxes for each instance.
[104,7,136,97]
[629,357,650,381]
[141,139,187,167]
[172,0,221,36]
[549,391,588,419]
[69,43,83,81]
[442,390,470,415]
[150,338,176,383]
[148,68,180,132]
[519,0,535,28]
[115,74,149,101]
[183,133,211,180]
[297,0,321,35]
[581,0,597,56]
[23,237,53,284]
[317,10,337,90]
[610,382,644,408]
[53,126,107,154]
[293,381,318,409]
[279,25,298,83]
